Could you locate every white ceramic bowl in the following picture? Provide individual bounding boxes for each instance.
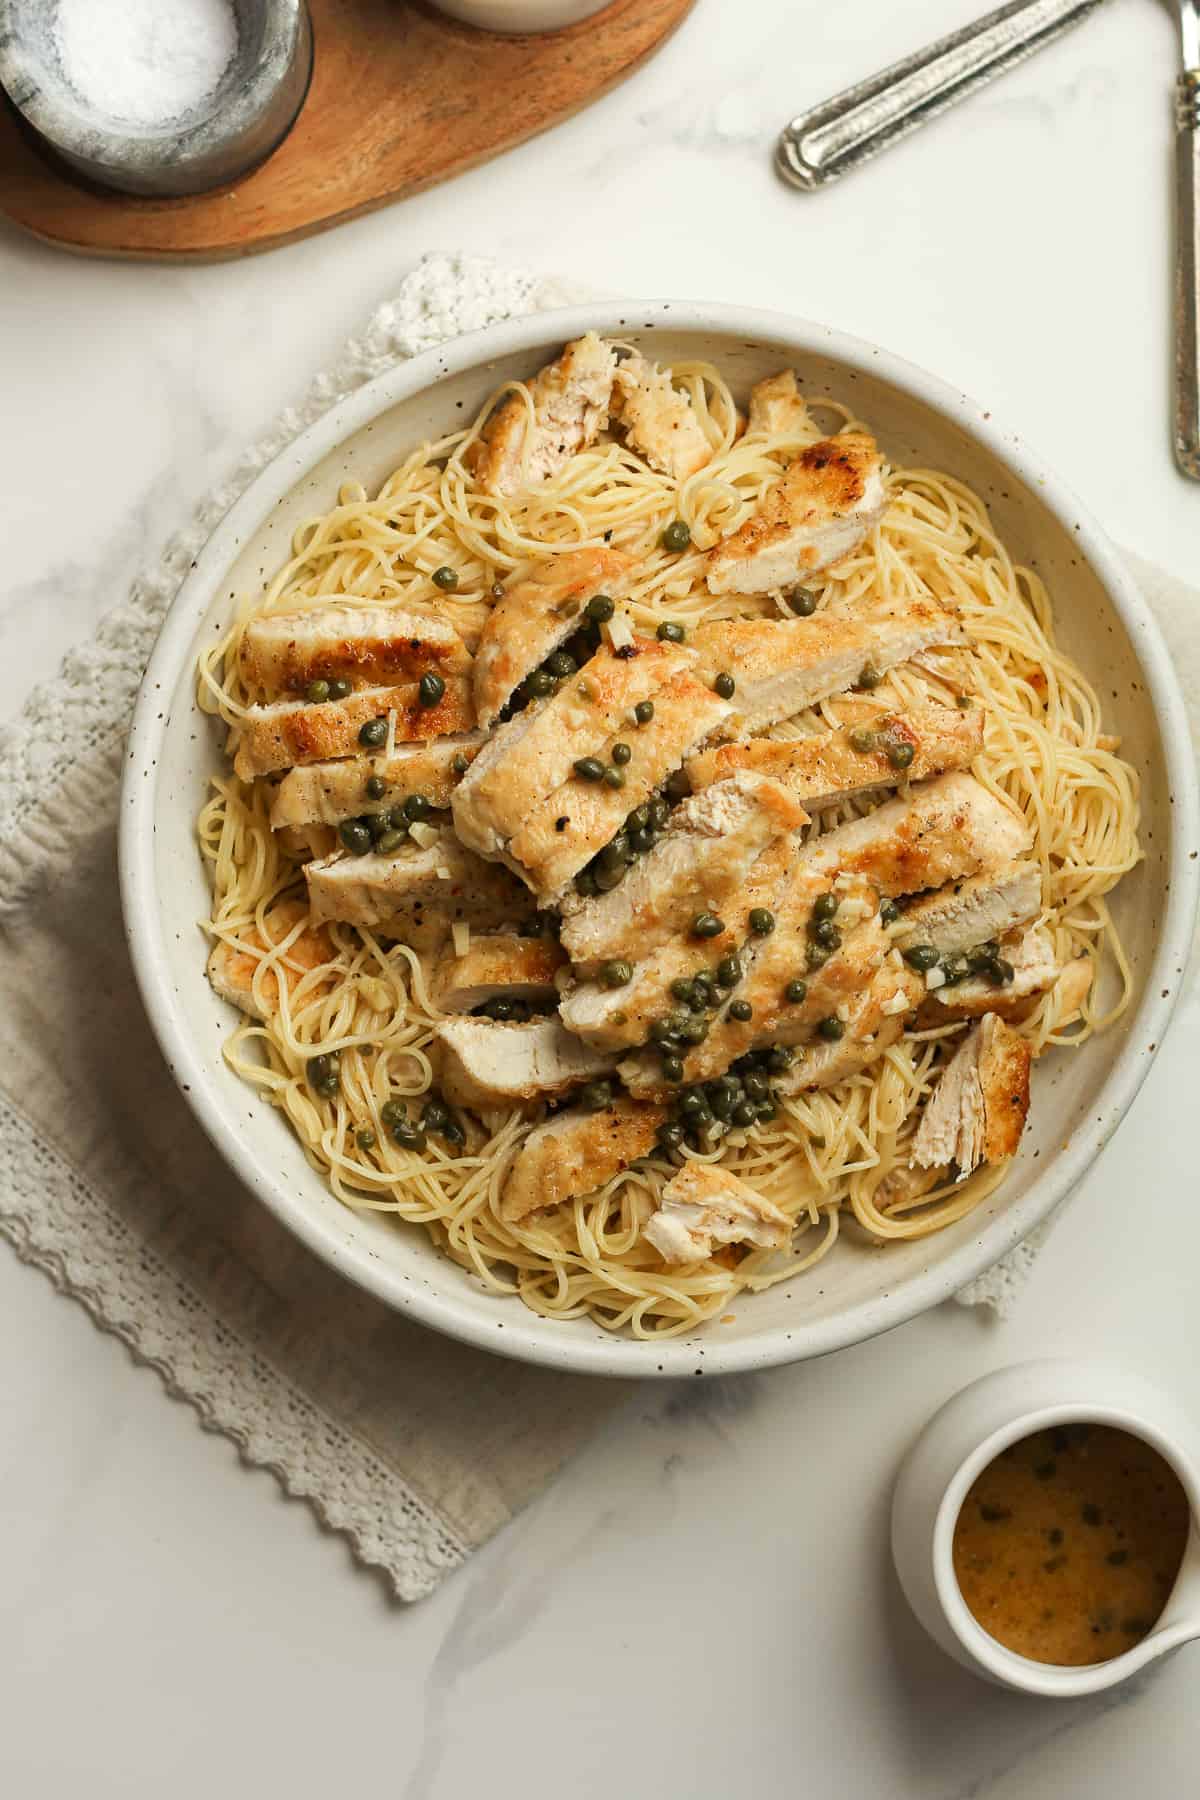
[118,301,1199,1379]
[891,1360,1200,1695]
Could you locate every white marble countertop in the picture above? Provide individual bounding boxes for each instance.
[1,1,1198,1794]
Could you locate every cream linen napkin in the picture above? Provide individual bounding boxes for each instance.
[1,255,1195,1597]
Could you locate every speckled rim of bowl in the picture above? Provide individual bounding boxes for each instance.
[0,0,310,188]
[118,300,1200,1379]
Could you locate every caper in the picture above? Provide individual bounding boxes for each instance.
[663,769,692,804]
[660,520,692,554]
[728,999,754,1023]
[359,716,388,749]
[338,819,372,855]
[575,868,599,897]
[601,960,633,989]
[579,1080,614,1112]
[355,1127,377,1150]
[657,621,686,643]
[327,678,352,700]
[714,956,740,989]
[375,829,406,855]
[546,650,577,678]
[650,1014,686,1044]
[595,863,625,892]
[789,588,818,617]
[847,725,877,754]
[451,753,470,776]
[678,1017,708,1046]
[585,593,615,622]
[856,662,883,690]
[732,1101,759,1128]
[307,1052,339,1094]
[392,1119,427,1151]
[785,977,808,1004]
[603,767,626,789]
[367,810,392,840]
[692,912,725,939]
[418,672,446,708]
[708,1085,735,1122]
[765,1046,794,1072]
[679,1089,707,1117]
[942,954,970,985]
[403,793,432,821]
[484,997,515,1021]
[748,908,775,937]
[658,1121,686,1150]
[422,1100,451,1133]
[713,671,736,700]
[670,977,697,1004]
[527,668,555,697]
[812,892,839,924]
[817,1016,846,1042]
[807,943,830,970]
[634,699,655,725]
[990,957,1016,985]
[887,739,916,771]
[813,920,841,950]
[365,774,387,800]
[903,944,940,972]
[661,1055,685,1083]
[432,565,459,590]
[756,1098,778,1121]
[442,1116,466,1147]
[629,826,655,854]
[380,1100,407,1128]
[305,678,331,704]
[611,741,632,766]
[880,899,901,926]
[648,796,671,827]
[743,1071,769,1102]
[574,756,606,783]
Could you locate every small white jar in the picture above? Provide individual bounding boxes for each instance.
[892,1359,1200,1697]
[429,0,613,32]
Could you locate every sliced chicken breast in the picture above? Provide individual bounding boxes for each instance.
[472,547,634,729]
[567,832,803,1053]
[466,333,617,496]
[451,637,694,861]
[610,352,713,481]
[707,433,888,596]
[746,369,810,438]
[305,832,527,928]
[431,933,565,1013]
[434,1017,615,1112]
[892,862,1042,956]
[924,927,1093,1027]
[232,679,475,781]
[644,1163,791,1264]
[560,773,807,974]
[505,670,734,900]
[206,900,333,1020]
[500,1099,667,1223]
[913,1013,1031,1175]
[686,699,983,807]
[236,600,471,699]
[774,959,925,1095]
[689,598,965,733]
[801,772,1031,898]
[269,734,484,830]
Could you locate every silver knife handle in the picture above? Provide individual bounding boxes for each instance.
[777,0,1106,192]
[1176,71,1200,481]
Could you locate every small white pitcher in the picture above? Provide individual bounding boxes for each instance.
[891,1359,1200,1696]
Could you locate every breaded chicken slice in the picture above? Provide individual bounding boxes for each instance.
[707,432,888,595]
[500,1099,667,1223]
[206,899,333,1020]
[746,369,810,437]
[466,333,617,496]
[232,679,475,780]
[236,600,471,699]
[473,547,633,729]
[434,1017,615,1112]
[431,932,565,1013]
[610,352,714,481]
[269,734,484,830]
[912,1013,1032,1176]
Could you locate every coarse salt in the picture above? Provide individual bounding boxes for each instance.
[54,0,238,128]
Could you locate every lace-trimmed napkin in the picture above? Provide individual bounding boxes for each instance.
[1,255,1196,1600]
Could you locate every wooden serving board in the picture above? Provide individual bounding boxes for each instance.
[0,0,696,261]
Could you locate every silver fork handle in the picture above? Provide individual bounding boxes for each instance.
[1176,71,1200,480]
[777,0,1107,192]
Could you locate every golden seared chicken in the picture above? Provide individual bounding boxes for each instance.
[686,698,982,809]
[451,635,695,862]
[304,830,527,928]
[689,599,965,733]
[891,864,1043,958]
[236,600,472,698]
[434,1017,616,1112]
[707,432,888,595]
[610,352,714,481]
[745,369,810,437]
[205,900,333,1021]
[559,773,807,976]
[466,333,617,496]
[912,1013,1032,1176]
[431,932,565,1014]
[232,678,475,780]
[500,1098,667,1223]
[643,1163,791,1264]
[472,547,634,729]
[269,734,484,829]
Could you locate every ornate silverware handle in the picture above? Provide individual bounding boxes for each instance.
[1177,70,1200,480]
[777,0,1107,192]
